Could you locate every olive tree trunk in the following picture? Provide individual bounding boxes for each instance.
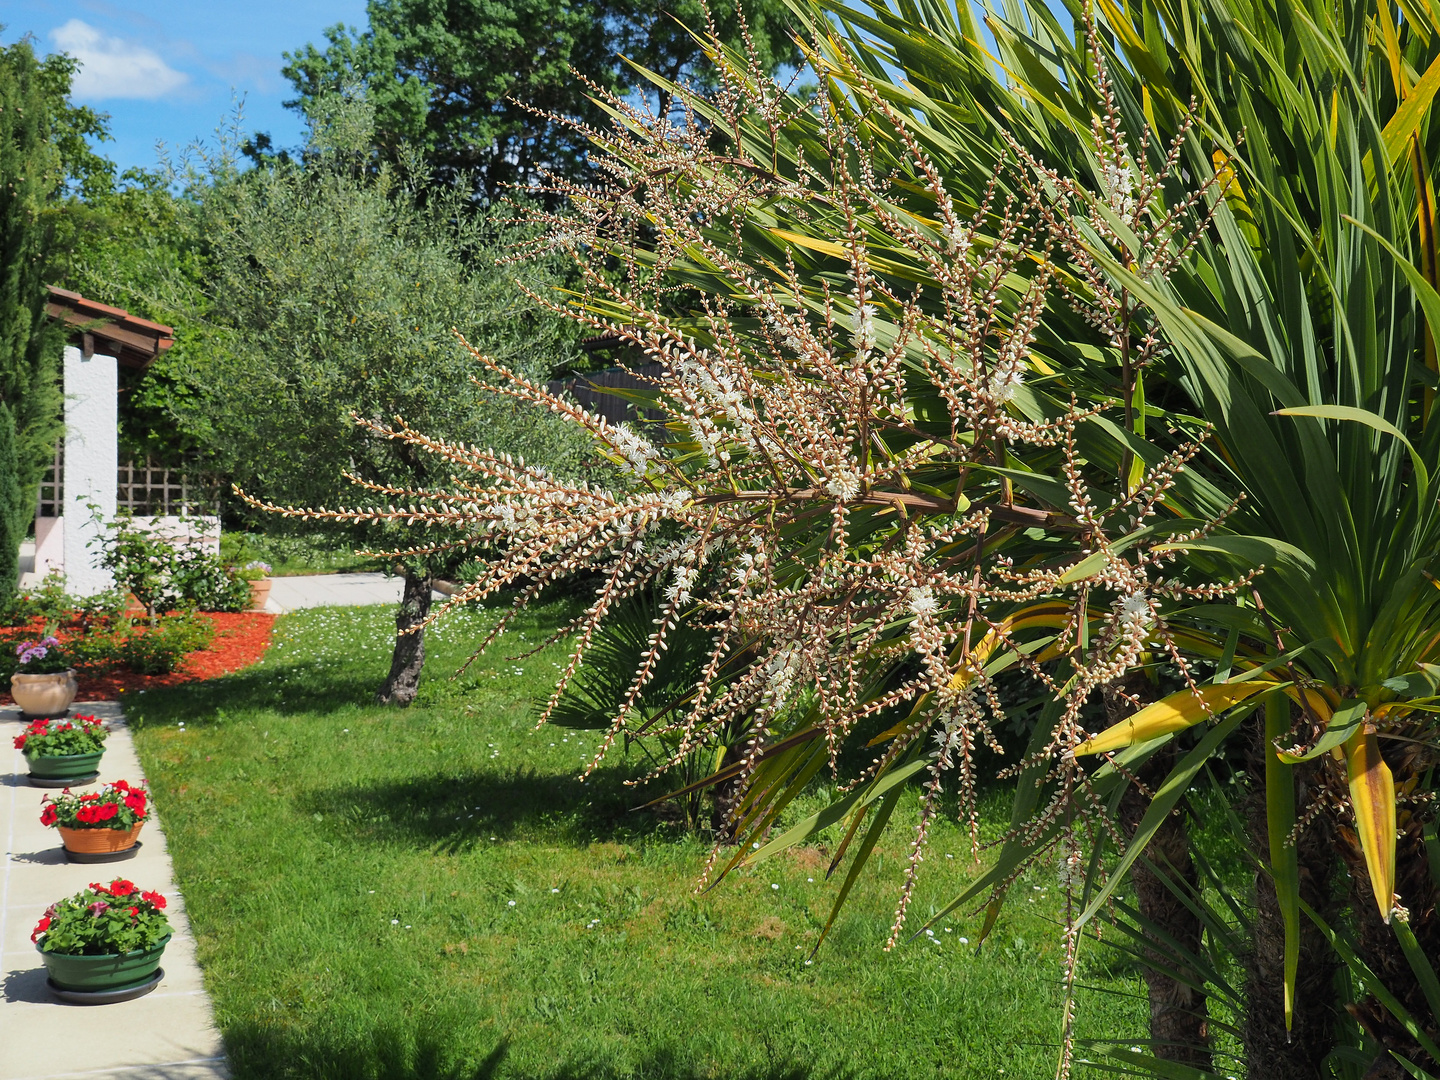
[376,571,432,706]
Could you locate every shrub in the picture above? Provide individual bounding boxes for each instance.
[32,878,171,955]
[1,573,126,630]
[169,547,251,612]
[119,612,214,675]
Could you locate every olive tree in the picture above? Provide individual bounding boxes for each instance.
[171,96,586,703]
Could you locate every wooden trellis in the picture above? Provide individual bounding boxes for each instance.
[115,457,221,516]
[35,442,63,518]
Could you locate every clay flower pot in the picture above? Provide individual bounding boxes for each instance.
[10,669,78,718]
[248,578,272,610]
[58,822,144,856]
[39,934,171,994]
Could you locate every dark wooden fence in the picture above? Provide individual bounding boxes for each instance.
[545,363,666,426]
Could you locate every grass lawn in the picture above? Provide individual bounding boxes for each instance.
[125,599,1148,1080]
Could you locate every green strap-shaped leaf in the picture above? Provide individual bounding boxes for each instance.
[1273,406,1430,494]
[1264,691,1301,1030]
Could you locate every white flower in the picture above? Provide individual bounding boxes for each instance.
[986,365,1025,404]
[609,424,660,479]
[824,468,860,501]
[907,586,938,617]
[851,302,877,356]
[1118,592,1153,631]
[942,221,971,255]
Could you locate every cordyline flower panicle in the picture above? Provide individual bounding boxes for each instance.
[241,11,1249,1066]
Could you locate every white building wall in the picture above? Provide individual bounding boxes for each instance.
[60,344,117,596]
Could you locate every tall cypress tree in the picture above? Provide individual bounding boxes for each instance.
[0,38,66,597]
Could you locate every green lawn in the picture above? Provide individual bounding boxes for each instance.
[126,600,1148,1080]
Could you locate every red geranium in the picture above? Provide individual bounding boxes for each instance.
[15,715,108,757]
[40,781,150,832]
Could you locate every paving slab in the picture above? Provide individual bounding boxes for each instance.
[1,703,228,1080]
[263,572,450,614]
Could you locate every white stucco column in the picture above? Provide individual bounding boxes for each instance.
[61,343,117,595]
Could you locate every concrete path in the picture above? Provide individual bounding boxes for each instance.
[0,703,228,1080]
[264,572,452,614]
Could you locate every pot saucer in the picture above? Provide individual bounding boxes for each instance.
[27,772,99,788]
[47,967,163,1005]
[64,841,142,864]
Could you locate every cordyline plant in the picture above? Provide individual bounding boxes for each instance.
[246,8,1263,1072]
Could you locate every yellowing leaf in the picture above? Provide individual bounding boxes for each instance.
[1345,729,1398,922]
[1073,680,1276,756]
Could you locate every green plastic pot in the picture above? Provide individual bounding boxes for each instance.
[38,934,171,992]
[25,750,104,782]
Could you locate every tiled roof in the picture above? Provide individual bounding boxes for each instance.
[45,286,176,369]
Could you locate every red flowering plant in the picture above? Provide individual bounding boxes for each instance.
[31,878,171,955]
[12,714,108,757]
[40,780,150,831]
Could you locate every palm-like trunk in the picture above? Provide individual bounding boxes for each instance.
[376,570,432,706]
[1242,741,1340,1079]
[1108,678,1212,1067]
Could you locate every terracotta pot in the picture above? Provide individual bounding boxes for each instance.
[249,578,272,610]
[58,822,144,855]
[10,670,79,718]
[39,934,171,992]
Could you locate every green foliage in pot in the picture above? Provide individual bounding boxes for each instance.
[41,780,150,830]
[31,878,171,955]
[13,714,107,757]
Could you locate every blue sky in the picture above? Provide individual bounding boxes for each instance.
[0,0,368,175]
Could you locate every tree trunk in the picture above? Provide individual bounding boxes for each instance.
[1117,751,1212,1067]
[1335,743,1440,1077]
[1108,669,1213,1069]
[1242,736,1339,1080]
[376,571,432,706]
[710,742,743,840]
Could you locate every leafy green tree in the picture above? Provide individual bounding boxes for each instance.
[169,97,587,703]
[280,0,802,199]
[0,37,106,596]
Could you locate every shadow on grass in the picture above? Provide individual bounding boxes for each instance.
[121,661,381,723]
[302,763,683,851]
[224,1025,844,1080]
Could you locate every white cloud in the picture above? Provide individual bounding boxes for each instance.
[52,19,189,101]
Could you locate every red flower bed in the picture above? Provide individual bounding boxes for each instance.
[1,612,276,704]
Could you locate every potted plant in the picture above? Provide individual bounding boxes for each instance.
[238,561,273,610]
[9,635,78,717]
[32,878,172,1001]
[41,781,151,861]
[14,714,109,787]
